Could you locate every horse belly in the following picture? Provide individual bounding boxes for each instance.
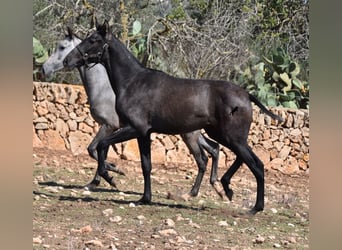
[150,111,209,134]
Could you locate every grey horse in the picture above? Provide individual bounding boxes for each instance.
[42,27,221,197]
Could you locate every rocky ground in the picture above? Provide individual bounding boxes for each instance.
[33,147,309,249]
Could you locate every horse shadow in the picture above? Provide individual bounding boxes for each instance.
[35,181,205,211]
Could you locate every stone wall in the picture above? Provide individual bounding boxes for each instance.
[33,82,309,174]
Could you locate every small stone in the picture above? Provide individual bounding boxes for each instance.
[85,240,103,247]
[110,216,123,223]
[288,237,297,243]
[270,208,278,214]
[80,225,92,233]
[45,186,59,193]
[158,228,177,236]
[82,190,91,196]
[137,215,146,221]
[33,237,42,244]
[218,221,228,227]
[129,202,136,207]
[164,218,175,227]
[102,208,113,217]
[273,243,281,248]
[255,235,265,244]
[189,221,200,229]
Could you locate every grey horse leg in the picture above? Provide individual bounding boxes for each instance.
[181,131,220,197]
[86,125,125,189]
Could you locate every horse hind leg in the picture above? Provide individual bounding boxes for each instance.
[230,144,265,214]
[198,135,221,189]
[181,132,208,198]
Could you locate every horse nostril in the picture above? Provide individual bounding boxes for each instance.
[63,58,68,67]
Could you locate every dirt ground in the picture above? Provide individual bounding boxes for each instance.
[33,147,309,249]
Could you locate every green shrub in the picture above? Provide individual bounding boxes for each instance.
[236,47,309,109]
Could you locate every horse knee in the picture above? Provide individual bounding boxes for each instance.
[87,144,97,159]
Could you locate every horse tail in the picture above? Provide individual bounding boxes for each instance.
[249,94,284,122]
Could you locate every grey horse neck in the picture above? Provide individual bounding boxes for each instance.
[72,38,118,127]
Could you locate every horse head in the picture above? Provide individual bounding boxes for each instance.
[42,27,81,76]
[63,20,111,70]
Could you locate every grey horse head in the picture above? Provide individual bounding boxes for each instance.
[42,27,82,77]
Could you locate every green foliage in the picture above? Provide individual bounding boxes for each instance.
[168,0,186,20]
[236,47,309,109]
[129,20,147,63]
[33,37,48,81]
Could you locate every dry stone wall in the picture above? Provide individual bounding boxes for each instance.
[33,82,309,174]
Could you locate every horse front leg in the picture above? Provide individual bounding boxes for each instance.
[86,125,124,189]
[137,135,152,204]
[96,126,140,189]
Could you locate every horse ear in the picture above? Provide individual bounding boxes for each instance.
[91,16,98,29]
[98,20,110,37]
[66,26,73,39]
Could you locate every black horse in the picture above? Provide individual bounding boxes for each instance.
[63,21,283,214]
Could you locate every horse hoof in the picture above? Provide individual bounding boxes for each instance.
[138,197,151,205]
[85,180,100,190]
[249,206,263,215]
[226,189,234,201]
[212,181,227,200]
[110,179,118,189]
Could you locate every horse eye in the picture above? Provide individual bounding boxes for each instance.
[59,45,65,50]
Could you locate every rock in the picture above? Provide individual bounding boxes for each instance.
[253,145,270,165]
[285,157,299,174]
[35,123,49,130]
[158,228,177,236]
[137,215,146,221]
[254,235,265,244]
[55,118,68,138]
[273,243,281,248]
[33,125,44,147]
[45,186,59,193]
[266,158,283,171]
[79,122,93,134]
[85,240,103,247]
[288,236,297,243]
[162,136,175,150]
[41,130,66,150]
[33,237,42,244]
[69,131,92,155]
[110,216,123,223]
[82,190,91,196]
[290,128,301,137]
[189,221,200,229]
[279,146,291,160]
[122,140,140,161]
[270,208,278,214]
[67,119,77,131]
[164,218,175,227]
[218,221,228,227]
[80,225,92,233]
[37,101,49,116]
[151,139,166,163]
[102,208,113,217]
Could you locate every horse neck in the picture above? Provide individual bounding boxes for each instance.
[104,37,144,94]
